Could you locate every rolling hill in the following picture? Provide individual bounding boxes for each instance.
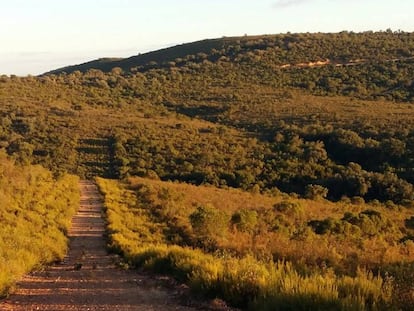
[46,31,414,74]
[45,37,231,75]
[1,31,413,201]
[45,31,414,102]
[2,30,414,309]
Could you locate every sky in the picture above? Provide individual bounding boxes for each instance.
[1,0,413,76]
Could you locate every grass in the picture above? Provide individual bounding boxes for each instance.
[97,177,396,310]
[0,152,79,297]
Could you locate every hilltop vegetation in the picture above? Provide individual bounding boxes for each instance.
[49,31,414,101]
[1,31,414,309]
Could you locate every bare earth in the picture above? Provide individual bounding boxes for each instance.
[0,180,224,311]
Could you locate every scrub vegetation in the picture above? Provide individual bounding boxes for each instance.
[97,177,401,311]
[1,30,414,309]
[0,152,79,296]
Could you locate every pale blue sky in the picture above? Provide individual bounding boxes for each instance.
[1,0,413,75]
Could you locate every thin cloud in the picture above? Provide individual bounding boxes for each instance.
[272,0,311,9]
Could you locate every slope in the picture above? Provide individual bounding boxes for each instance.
[96,176,409,310]
[45,37,231,75]
[43,31,414,102]
[2,57,414,203]
[45,31,414,75]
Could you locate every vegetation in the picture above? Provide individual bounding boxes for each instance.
[0,152,79,296]
[97,177,401,310]
[1,30,414,309]
[49,31,414,101]
[1,32,414,204]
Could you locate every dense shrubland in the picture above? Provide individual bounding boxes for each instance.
[54,31,414,100]
[2,32,414,204]
[2,81,413,204]
[50,31,414,101]
[0,152,79,296]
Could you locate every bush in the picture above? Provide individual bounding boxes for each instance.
[189,204,229,248]
[341,210,393,236]
[274,200,304,216]
[231,209,258,233]
[308,218,336,235]
[305,184,328,200]
[404,216,414,229]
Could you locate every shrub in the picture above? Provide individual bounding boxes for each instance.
[351,196,365,205]
[308,218,336,235]
[274,200,304,216]
[189,204,229,248]
[404,216,414,229]
[305,184,328,200]
[341,210,393,236]
[231,209,258,233]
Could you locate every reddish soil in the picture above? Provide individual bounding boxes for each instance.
[0,181,230,311]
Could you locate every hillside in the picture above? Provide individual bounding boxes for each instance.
[45,38,230,75]
[45,31,414,102]
[2,31,414,309]
[96,176,413,310]
[47,31,414,74]
[2,31,414,203]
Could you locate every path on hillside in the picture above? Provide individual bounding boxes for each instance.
[276,56,414,70]
[0,181,217,311]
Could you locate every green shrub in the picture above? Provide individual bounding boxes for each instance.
[274,200,304,217]
[308,218,336,235]
[189,204,229,248]
[341,210,394,236]
[305,184,329,199]
[231,209,258,233]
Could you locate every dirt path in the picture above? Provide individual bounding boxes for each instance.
[277,56,414,70]
[0,181,213,311]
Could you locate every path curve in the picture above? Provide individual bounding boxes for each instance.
[0,180,207,311]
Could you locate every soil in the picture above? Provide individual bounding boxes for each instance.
[0,180,233,311]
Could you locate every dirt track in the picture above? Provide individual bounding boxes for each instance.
[0,181,211,311]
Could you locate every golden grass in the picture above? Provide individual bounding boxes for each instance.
[0,153,79,297]
[97,177,399,310]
